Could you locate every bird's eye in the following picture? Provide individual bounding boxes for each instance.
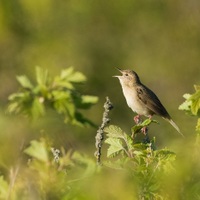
[125,73,128,76]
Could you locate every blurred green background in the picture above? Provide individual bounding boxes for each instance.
[0,0,200,172]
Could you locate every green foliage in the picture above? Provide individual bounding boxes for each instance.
[0,139,97,200]
[4,66,200,199]
[179,85,200,116]
[7,66,98,126]
[179,85,200,132]
[104,123,176,199]
[0,176,9,200]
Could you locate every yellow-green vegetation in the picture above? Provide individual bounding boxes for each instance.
[1,67,199,199]
[1,1,200,199]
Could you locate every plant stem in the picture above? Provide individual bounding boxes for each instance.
[94,97,113,165]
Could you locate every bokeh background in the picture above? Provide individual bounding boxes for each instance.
[0,0,200,176]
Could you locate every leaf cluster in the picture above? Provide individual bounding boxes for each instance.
[7,67,98,126]
[104,122,176,199]
[0,139,97,200]
[179,85,200,132]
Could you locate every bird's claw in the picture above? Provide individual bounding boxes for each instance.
[134,115,141,124]
[141,126,148,135]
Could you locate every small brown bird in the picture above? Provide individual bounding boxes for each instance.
[114,68,183,136]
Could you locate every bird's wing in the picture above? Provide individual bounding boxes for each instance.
[136,84,170,118]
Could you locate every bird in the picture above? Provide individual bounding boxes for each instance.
[114,68,183,137]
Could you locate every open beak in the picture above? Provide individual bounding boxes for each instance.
[113,67,123,78]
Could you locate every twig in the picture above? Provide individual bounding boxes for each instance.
[94,97,113,165]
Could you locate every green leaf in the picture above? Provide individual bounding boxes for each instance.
[67,71,86,83]
[60,67,86,83]
[189,91,200,115]
[179,85,200,116]
[105,138,124,157]
[74,95,99,109]
[24,139,48,162]
[104,125,125,138]
[31,97,45,120]
[60,67,74,79]
[178,98,192,112]
[16,75,33,89]
[81,95,98,105]
[53,78,74,89]
[36,66,49,86]
[131,119,158,133]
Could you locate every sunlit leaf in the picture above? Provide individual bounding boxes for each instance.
[36,66,49,86]
[67,71,86,83]
[81,95,98,104]
[105,137,124,157]
[104,125,125,138]
[24,139,48,162]
[60,67,86,83]
[60,67,74,79]
[16,75,33,89]
[74,95,99,109]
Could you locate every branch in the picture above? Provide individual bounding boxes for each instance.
[94,97,113,165]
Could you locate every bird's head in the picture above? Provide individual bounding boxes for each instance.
[113,68,141,86]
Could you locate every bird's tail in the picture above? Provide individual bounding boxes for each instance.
[164,118,184,137]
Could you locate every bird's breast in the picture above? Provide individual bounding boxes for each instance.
[121,86,150,116]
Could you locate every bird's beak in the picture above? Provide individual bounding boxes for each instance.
[113,67,123,78]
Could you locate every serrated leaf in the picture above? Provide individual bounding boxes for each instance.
[178,100,192,111]
[183,93,191,99]
[16,75,33,89]
[105,138,124,157]
[104,125,125,138]
[24,140,48,162]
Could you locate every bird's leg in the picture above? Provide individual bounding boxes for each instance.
[141,126,148,135]
[141,115,152,143]
[134,115,141,124]
[141,126,150,143]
